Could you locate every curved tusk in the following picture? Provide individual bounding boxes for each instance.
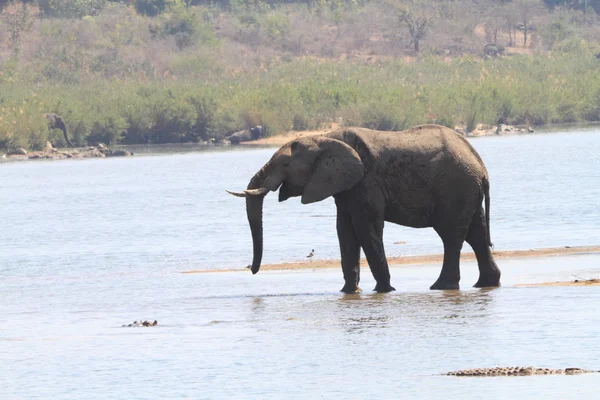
[226,187,270,198]
[226,189,247,197]
[244,187,270,196]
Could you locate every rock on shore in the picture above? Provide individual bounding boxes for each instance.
[455,123,535,137]
[5,142,134,161]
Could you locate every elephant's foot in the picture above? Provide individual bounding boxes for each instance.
[340,283,362,294]
[373,283,396,293]
[473,275,501,288]
[430,279,460,290]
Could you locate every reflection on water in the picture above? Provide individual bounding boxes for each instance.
[2,128,600,399]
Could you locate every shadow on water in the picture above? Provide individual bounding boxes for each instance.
[331,289,497,334]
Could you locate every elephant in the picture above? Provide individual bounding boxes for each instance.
[483,43,504,57]
[44,113,74,147]
[225,126,264,144]
[227,124,501,293]
[483,44,504,58]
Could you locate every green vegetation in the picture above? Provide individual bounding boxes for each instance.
[1,0,600,151]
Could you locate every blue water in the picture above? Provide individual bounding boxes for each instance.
[1,127,600,399]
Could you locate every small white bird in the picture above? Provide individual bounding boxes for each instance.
[306,249,315,260]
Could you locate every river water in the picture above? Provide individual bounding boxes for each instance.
[1,126,600,399]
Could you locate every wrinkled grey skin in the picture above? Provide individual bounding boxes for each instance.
[227,124,501,293]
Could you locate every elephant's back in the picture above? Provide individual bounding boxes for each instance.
[327,124,488,177]
[397,124,488,177]
[331,124,462,152]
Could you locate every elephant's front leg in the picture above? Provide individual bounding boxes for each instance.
[351,211,395,293]
[336,210,362,293]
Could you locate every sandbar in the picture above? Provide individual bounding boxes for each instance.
[181,245,600,274]
[515,279,600,287]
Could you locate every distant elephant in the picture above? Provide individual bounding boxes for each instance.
[483,44,504,57]
[226,126,263,144]
[44,113,74,147]
[227,124,501,293]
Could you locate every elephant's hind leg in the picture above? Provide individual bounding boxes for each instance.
[431,213,472,290]
[466,208,501,288]
[430,235,463,290]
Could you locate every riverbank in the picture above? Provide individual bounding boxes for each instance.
[181,245,600,274]
[3,52,600,152]
[240,122,535,146]
[3,143,133,162]
[240,123,342,146]
[2,121,536,163]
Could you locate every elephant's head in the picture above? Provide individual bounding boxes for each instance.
[227,134,365,274]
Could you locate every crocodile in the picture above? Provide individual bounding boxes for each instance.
[443,367,599,377]
[122,320,158,327]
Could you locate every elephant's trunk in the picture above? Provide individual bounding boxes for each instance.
[60,126,74,148]
[242,159,281,274]
[246,195,264,274]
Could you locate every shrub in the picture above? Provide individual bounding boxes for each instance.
[38,0,106,18]
[146,93,197,143]
[159,4,217,49]
[265,10,289,40]
[0,96,49,151]
[3,52,600,149]
[187,94,218,141]
[135,0,175,17]
[87,116,129,145]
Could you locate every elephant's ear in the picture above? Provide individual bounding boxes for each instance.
[278,181,295,202]
[301,137,364,204]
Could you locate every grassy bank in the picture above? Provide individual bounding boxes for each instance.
[2,0,600,150]
[2,51,599,151]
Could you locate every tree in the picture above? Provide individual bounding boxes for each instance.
[515,0,544,47]
[1,1,38,56]
[502,1,520,46]
[397,7,431,52]
[543,0,600,14]
[484,1,505,44]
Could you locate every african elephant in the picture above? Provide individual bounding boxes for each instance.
[227,124,501,293]
[226,126,264,144]
[483,44,504,58]
[44,113,74,147]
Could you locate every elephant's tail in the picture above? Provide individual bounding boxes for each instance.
[483,177,493,248]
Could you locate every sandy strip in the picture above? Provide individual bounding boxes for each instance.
[240,125,339,146]
[181,245,600,274]
[516,279,600,287]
